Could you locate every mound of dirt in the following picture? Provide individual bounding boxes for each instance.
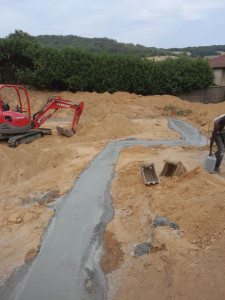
[152,166,225,246]
[77,113,143,141]
[102,145,225,300]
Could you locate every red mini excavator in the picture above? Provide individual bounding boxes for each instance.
[0,84,84,147]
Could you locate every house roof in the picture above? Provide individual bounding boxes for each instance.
[209,55,225,68]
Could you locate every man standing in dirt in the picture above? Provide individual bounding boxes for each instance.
[209,114,225,172]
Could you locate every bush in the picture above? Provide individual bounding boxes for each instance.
[0,31,214,95]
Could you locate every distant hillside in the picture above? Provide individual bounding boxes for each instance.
[33,35,225,59]
[169,45,225,58]
[34,35,173,58]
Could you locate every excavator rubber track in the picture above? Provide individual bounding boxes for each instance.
[8,128,52,148]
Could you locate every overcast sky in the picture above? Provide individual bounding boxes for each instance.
[1,0,225,49]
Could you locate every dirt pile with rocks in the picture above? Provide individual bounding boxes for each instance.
[101,146,225,300]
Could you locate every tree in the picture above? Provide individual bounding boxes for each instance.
[0,30,38,83]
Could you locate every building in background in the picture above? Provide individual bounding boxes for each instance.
[209,55,225,86]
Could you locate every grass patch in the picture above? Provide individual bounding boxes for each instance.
[163,104,192,117]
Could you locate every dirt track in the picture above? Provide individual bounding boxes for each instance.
[1,90,225,299]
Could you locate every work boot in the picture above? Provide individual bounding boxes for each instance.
[214,167,220,173]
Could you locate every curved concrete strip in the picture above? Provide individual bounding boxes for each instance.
[1,118,206,300]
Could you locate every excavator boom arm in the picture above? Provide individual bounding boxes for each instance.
[31,96,84,133]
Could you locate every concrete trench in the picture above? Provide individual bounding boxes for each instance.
[1,118,207,300]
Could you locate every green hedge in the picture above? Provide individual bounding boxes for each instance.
[0,31,214,95]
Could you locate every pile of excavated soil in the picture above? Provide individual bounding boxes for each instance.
[101,145,225,300]
[1,89,225,299]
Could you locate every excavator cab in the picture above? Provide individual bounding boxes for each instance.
[0,84,31,134]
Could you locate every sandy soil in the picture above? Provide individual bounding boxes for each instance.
[1,89,225,299]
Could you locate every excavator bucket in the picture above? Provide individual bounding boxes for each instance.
[160,159,187,177]
[141,163,160,185]
[56,126,74,137]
